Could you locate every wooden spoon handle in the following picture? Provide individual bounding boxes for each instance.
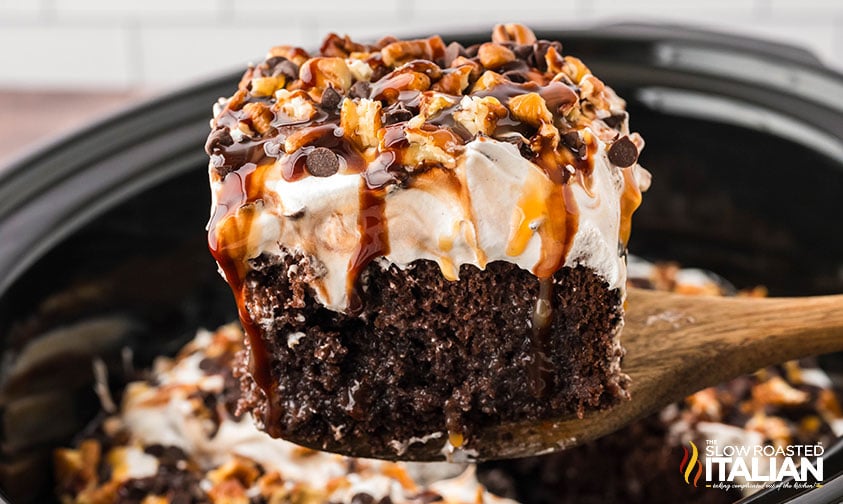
[624,288,843,395]
[471,289,843,460]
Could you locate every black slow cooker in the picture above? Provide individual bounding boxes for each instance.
[1,24,842,504]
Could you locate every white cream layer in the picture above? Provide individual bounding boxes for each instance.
[214,133,650,312]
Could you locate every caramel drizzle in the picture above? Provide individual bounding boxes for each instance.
[507,141,589,398]
[529,277,555,398]
[619,166,643,247]
[346,182,390,315]
[408,167,487,280]
[207,163,280,428]
[512,177,580,398]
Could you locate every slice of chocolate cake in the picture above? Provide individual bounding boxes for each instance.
[205,24,651,458]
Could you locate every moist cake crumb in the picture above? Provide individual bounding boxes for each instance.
[238,255,625,454]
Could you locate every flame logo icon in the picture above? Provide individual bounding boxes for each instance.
[680,441,703,487]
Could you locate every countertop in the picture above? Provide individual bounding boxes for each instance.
[0,90,148,168]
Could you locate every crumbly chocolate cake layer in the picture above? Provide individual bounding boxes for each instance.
[237,254,625,454]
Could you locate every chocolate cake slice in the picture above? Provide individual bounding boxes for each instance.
[205,24,651,458]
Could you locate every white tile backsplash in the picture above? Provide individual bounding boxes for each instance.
[0,0,840,90]
[310,14,418,45]
[769,0,843,14]
[587,0,756,14]
[54,0,223,19]
[0,25,132,88]
[138,24,309,88]
[233,0,402,14]
[415,0,578,13]
[0,0,46,18]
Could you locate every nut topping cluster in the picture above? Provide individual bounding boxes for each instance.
[206,24,639,187]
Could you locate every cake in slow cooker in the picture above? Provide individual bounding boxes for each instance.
[55,325,513,504]
[205,24,651,454]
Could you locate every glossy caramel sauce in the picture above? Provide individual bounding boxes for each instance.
[619,166,643,246]
[208,162,278,426]
[346,184,390,316]
[529,277,555,398]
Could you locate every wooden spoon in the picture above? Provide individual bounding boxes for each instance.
[316,287,843,462]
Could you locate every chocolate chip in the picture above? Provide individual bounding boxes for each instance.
[562,131,585,156]
[144,444,166,458]
[413,490,445,503]
[153,445,187,468]
[351,494,376,504]
[266,57,298,80]
[321,86,342,110]
[607,136,639,167]
[603,112,628,130]
[198,357,217,371]
[118,476,155,501]
[205,127,233,155]
[305,147,339,177]
[370,65,390,82]
[383,103,413,125]
[349,80,371,99]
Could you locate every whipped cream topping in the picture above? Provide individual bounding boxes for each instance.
[211,134,649,311]
[206,24,651,315]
